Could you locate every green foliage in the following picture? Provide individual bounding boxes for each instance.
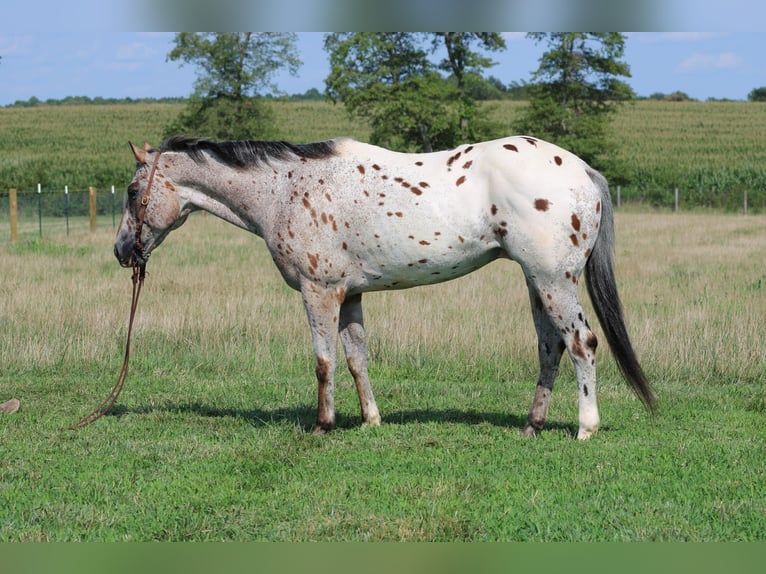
[647,91,697,102]
[325,33,503,152]
[747,87,766,102]
[513,33,634,176]
[166,33,301,139]
[163,95,277,141]
[325,32,446,152]
[433,33,506,141]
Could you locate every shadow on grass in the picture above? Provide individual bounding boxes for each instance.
[107,402,580,436]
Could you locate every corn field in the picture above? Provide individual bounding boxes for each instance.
[1,100,765,214]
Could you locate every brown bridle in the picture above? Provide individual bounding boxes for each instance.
[66,150,161,429]
[134,149,162,263]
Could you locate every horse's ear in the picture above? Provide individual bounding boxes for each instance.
[129,142,147,164]
[143,142,152,152]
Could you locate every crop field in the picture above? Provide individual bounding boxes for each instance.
[1,99,765,212]
[0,100,764,542]
[0,209,764,541]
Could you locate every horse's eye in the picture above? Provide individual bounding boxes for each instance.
[127,184,139,199]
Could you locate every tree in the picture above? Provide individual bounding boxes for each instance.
[325,32,458,152]
[748,87,766,102]
[165,33,301,140]
[513,33,634,177]
[433,32,506,140]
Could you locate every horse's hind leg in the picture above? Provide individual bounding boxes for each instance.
[529,277,600,440]
[339,294,381,427]
[522,279,566,437]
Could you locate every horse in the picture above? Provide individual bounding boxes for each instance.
[114,134,655,439]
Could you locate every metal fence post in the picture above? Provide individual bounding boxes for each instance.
[65,185,70,236]
[37,184,42,237]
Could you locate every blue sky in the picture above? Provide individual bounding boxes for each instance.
[1,32,764,106]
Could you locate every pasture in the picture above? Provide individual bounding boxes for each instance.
[0,209,764,541]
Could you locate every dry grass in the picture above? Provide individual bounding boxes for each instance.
[2,211,763,399]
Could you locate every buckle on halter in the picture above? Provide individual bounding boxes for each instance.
[141,196,149,206]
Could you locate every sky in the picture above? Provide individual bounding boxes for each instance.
[1,2,765,105]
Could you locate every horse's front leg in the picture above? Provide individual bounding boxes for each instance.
[300,280,343,434]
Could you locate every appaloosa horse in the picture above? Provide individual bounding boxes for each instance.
[114,135,655,439]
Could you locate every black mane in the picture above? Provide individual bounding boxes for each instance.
[159,135,338,169]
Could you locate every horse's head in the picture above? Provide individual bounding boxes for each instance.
[114,142,187,268]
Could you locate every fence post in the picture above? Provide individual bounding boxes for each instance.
[111,185,116,227]
[65,185,70,236]
[9,188,18,243]
[37,184,42,237]
[89,186,97,234]
[616,185,621,209]
[674,188,679,213]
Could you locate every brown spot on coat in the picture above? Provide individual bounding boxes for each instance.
[372,164,381,170]
[571,213,581,231]
[571,330,587,360]
[462,160,473,169]
[419,182,430,188]
[415,161,423,166]
[523,137,537,146]
[491,204,498,215]
[447,151,462,167]
[586,332,598,351]
[503,144,519,152]
[411,187,423,196]
[419,240,430,246]
[554,156,563,166]
[534,199,550,212]
[570,234,579,247]
[357,164,366,175]
[456,175,466,186]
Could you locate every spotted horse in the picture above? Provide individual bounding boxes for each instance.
[115,135,655,439]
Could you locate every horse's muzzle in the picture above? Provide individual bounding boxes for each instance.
[114,243,147,268]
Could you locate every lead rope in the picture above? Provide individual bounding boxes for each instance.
[66,263,146,429]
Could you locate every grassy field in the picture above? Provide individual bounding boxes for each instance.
[2,100,765,212]
[0,210,764,541]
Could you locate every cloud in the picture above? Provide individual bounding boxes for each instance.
[677,52,742,72]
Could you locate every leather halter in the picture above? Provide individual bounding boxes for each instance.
[134,150,161,259]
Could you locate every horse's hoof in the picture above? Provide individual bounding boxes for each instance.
[313,422,334,435]
[521,423,539,438]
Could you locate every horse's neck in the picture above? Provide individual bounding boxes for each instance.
[176,158,278,237]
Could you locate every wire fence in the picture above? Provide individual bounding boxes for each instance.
[1,186,122,241]
[0,183,760,244]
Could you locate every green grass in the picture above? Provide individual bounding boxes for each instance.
[1,213,764,541]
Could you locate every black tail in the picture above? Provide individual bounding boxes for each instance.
[585,169,656,411]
